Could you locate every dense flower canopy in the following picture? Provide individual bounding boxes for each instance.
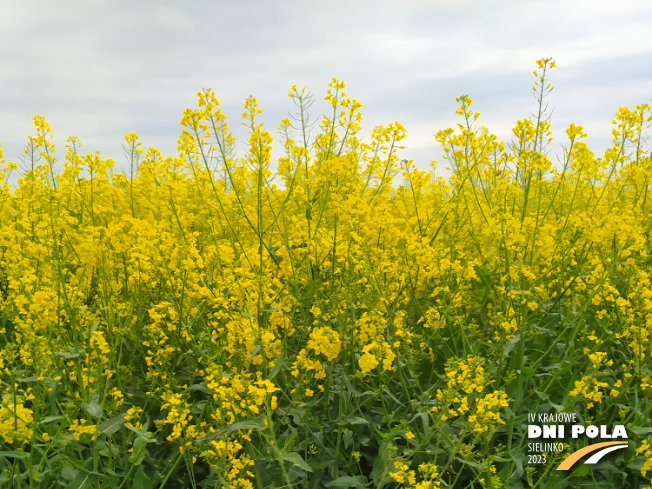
[1,59,652,487]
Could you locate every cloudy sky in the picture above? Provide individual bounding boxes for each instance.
[1,0,651,179]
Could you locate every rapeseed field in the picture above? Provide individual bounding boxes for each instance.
[1,58,651,488]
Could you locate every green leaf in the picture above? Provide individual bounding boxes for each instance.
[283,452,313,472]
[630,427,652,435]
[521,366,535,377]
[533,388,564,411]
[503,334,521,356]
[248,343,262,366]
[82,400,103,418]
[409,411,430,436]
[41,415,64,424]
[288,407,306,426]
[370,442,391,484]
[236,308,255,318]
[195,430,222,444]
[491,456,512,463]
[457,457,487,470]
[627,456,645,471]
[61,464,78,481]
[64,472,91,489]
[510,447,524,478]
[572,464,590,477]
[340,373,361,396]
[133,466,153,489]
[325,475,368,488]
[342,416,369,425]
[55,347,86,359]
[185,383,215,395]
[226,420,265,434]
[0,451,29,459]
[343,429,353,449]
[98,414,128,436]
[129,437,150,465]
[268,352,284,380]
[261,306,290,312]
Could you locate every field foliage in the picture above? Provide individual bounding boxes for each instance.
[1,59,652,488]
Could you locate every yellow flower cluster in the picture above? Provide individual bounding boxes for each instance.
[159,392,193,442]
[205,368,278,423]
[445,356,487,394]
[435,357,508,434]
[637,440,652,477]
[569,375,609,409]
[390,460,442,488]
[307,326,341,361]
[359,341,395,374]
[0,391,33,445]
[68,419,96,441]
[200,437,255,488]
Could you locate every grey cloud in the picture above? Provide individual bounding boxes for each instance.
[1,0,651,179]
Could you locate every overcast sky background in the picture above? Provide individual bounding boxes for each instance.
[1,0,651,181]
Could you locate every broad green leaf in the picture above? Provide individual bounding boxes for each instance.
[510,447,524,478]
[196,430,221,444]
[268,352,284,380]
[325,475,367,488]
[82,400,103,418]
[64,472,91,489]
[521,367,535,377]
[61,464,78,481]
[226,420,265,434]
[56,347,86,359]
[248,343,262,366]
[0,451,29,459]
[98,414,128,436]
[370,442,391,484]
[129,437,148,465]
[133,466,153,489]
[572,464,590,477]
[185,382,215,394]
[342,416,369,425]
[236,308,255,318]
[409,411,430,435]
[533,388,564,411]
[308,458,338,470]
[41,415,64,424]
[457,457,488,470]
[283,452,313,472]
[503,334,521,356]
